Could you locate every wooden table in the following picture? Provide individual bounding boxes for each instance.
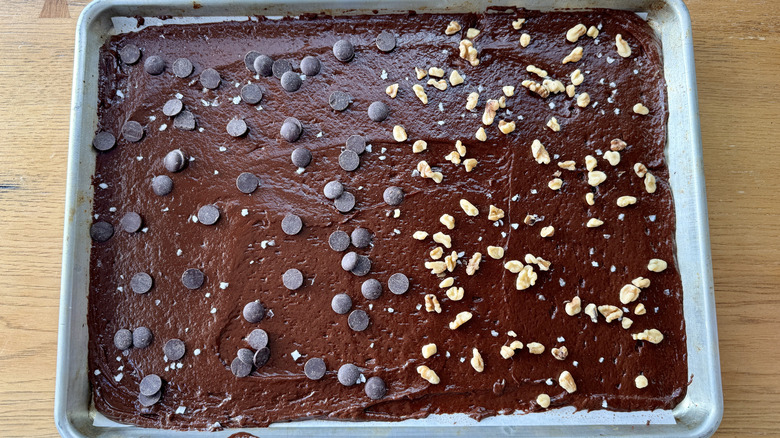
[0,0,776,436]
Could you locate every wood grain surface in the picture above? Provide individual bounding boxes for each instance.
[0,0,776,436]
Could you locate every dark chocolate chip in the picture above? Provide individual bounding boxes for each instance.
[365,376,387,400]
[181,268,205,290]
[243,301,265,323]
[237,348,255,365]
[350,255,372,277]
[383,186,404,206]
[244,51,261,72]
[338,150,360,172]
[348,310,370,332]
[341,252,358,271]
[271,59,292,79]
[163,338,186,361]
[337,363,360,386]
[329,91,351,111]
[328,230,350,252]
[131,272,153,294]
[118,44,141,65]
[324,181,344,200]
[164,149,188,173]
[350,227,372,248]
[281,213,303,235]
[144,55,165,75]
[280,71,302,92]
[199,68,221,89]
[283,268,304,290]
[375,31,397,52]
[231,356,252,377]
[345,135,366,154]
[304,357,326,380]
[120,212,143,233]
[132,326,153,349]
[388,273,410,295]
[140,374,162,396]
[236,172,259,194]
[300,56,321,76]
[90,221,113,242]
[291,147,312,168]
[162,98,183,117]
[331,293,352,315]
[172,57,193,78]
[361,279,382,300]
[92,131,116,151]
[173,110,196,131]
[246,329,269,350]
[254,55,273,77]
[152,175,173,196]
[333,40,355,62]
[280,119,302,142]
[114,329,132,350]
[367,101,389,122]
[227,117,248,137]
[197,204,220,225]
[122,121,144,142]
[138,390,162,407]
[334,191,356,213]
[253,347,270,368]
[240,83,264,104]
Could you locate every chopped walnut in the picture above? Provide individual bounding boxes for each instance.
[527,65,548,78]
[515,265,537,290]
[585,193,595,206]
[502,86,515,97]
[448,311,473,330]
[424,294,442,313]
[432,232,452,249]
[632,328,664,344]
[455,140,467,156]
[446,286,464,301]
[428,67,444,78]
[439,277,454,288]
[584,303,598,322]
[415,67,427,80]
[510,340,523,350]
[633,103,650,115]
[615,34,632,58]
[620,284,641,304]
[617,196,637,207]
[524,214,540,225]
[587,171,607,187]
[622,317,634,329]
[445,151,461,165]
[482,99,499,125]
[635,375,649,388]
[500,345,515,359]
[537,393,551,408]
[487,246,505,259]
[648,258,668,272]
[393,125,408,142]
[475,127,487,142]
[566,84,576,97]
[598,305,623,323]
[460,199,479,217]
[645,172,657,193]
[412,139,428,153]
[470,348,485,372]
[512,18,526,30]
[449,69,464,86]
[459,39,479,66]
[440,214,455,230]
[424,261,447,275]
[504,260,523,273]
[576,92,591,107]
[427,78,448,90]
[531,140,551,164]
[430,247,444,260]
[634,162,648,178]
[547,117,561,132]
[412,84,428,104]
[635,303,647,315]
[463,158,478,172]
[520,33,531,47]
[611,138,627,151]
[540,226,555,238]
[543,79,566,94]
[422,343,437,358]
[562,46,583,64]
[571,69,584,85]
[522,80,550,98]
[632,277,650,288]
[413,231,429,240]
[498,120,516,134]
[524,253,551,271]
[558,160,576,171]
[604,151,620,166]
[488,205,505,221]
[586,218,604,228]
[466,28,480,39]
[444,251,458,272]
[565,296,582,316]
[566,24,587,42]
[551,346,569,360]
[386,83,399,98]
[445,20,462,35]
[587,25,599,38]
[558,370,577,393]
[527,342,545,354]
[466,92,479,111]
[548,178,563,191]
[417,365,441,384]
[585,155,597,171]
[466,252,482,275]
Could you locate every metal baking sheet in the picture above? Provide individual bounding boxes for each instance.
[55,0,722,436]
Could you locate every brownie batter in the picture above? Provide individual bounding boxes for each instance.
[88,9,687,430]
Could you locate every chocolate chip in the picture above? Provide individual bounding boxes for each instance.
[164,338,186,361]
[236,172,259,194]
[132,327,153,349]
[329,91,351,111]
[376,31,397,53]
[331,293,352,315]
[328,230,350,252]
[172,57,193,78]
[271,59,292,79]
[334,191,356,213]
[280,71,302,92]
[254,55,273,77]
[92,131,116,151]
[253,347,270,368]
[131,272,153,294]
[244,51,261,72]
[351,227,372,248]
[114,329,132,350]
[283,268,304,290]
[240,83,263,104]
[138,391,162,407]
[304,358,326,380]
[333,40,355,62]
[324,181,344,200]
[300,56,321,76]
[90,221,113,242]
[237,348,255,365]
[351,255,372,277]
[341,252,358,271]
[383,186,404,206]
[291,147,312,168]
[152,175,173,196]
[337,363,360,386]
[173,110,196,131]
[246,329,269,349]
[338,150,360,172]
[181,268,205,290]
[163,98,183,117]
[281,213,303,235]
[361,279,382,300]
[122,120,144,142]
[348,310,370,332]
[118,44,141,64]
[144,55,165,75]
[365,376,387,400]
[280,119,302,142]
[140,374,162,396]
[345,135,366,154]
[227,117,248,137]
[164,149,188,173]
[243,301,265,323]
[199,68,221,89]
[120,212,143,233]
[388,273,410,295]
[368,101,390,122]
[197,204,220,225]
[231,357,252,378]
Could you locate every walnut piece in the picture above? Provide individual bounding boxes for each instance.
[430,247,444,260]
[584,303,598,322]
[585,193,595,206]
[415,67,427,80]
[439,277,454,288]
[424,261,447,275]
[440,214,455,230]
[475,127,487,142]
[548,178,563,191]
[531,140,551,164]
[617,196,637,207]
[466,252,482,275]
[634,162,648,178]
[498,120,516,134]
[424,294,442,313]
[417,365,440,384]
[412,139,427,153]
[562,47,584,64]
[460,199,479,217]
[611,138,628,151]
[446,286,464,301]
[412,84,428,105]
[559,370,577,393]
[449,69,464,86]
[470,348,484,372]
[551,346,569,360]
[500,345,515,359]
[586,218,604,228]
[622,317,634,329]
[487,246,505,259]
[632,328,664,344]
[576,92,591,107]
[503,85,515,97]
[422,343,437,358]
[527,64,548,78]
[515,265,538,290]
[566,24,587,42]
[635,303,647,315]
[620,284,641,304]
[585,155,597,171]
[547,117,561,132]
[598,305,623,323]
[428,67,444,78]
[587,26,599,38]
[648,258,668,272]
[520,33,531,47]
[616,34,632,58]
[504,260,523,273]
[633,277,651,288]
[635,375,649,388]
[482,99,499,125]
[512,18,526,30]
[445,21,462,35]
[386,83,399,98]
[540,225,555,238]
[488,205,505,221]
[604,150,620,166]
[466,92,479,111]
[571,69,584,85]
[449,311,473,330]
[633,103,650,115]
[413,231,429,240]
[427,78,447,91]
[558,160,576,171]
[565,296,582,316]
[432,232,452,249]
[463,158,478,172]
[393,125,407,142]
[645,172,657,193]
[537,393,551,408]
[527,342,545,354]
[466,28,480,39]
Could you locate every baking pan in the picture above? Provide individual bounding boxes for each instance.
[55,0,722,436]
